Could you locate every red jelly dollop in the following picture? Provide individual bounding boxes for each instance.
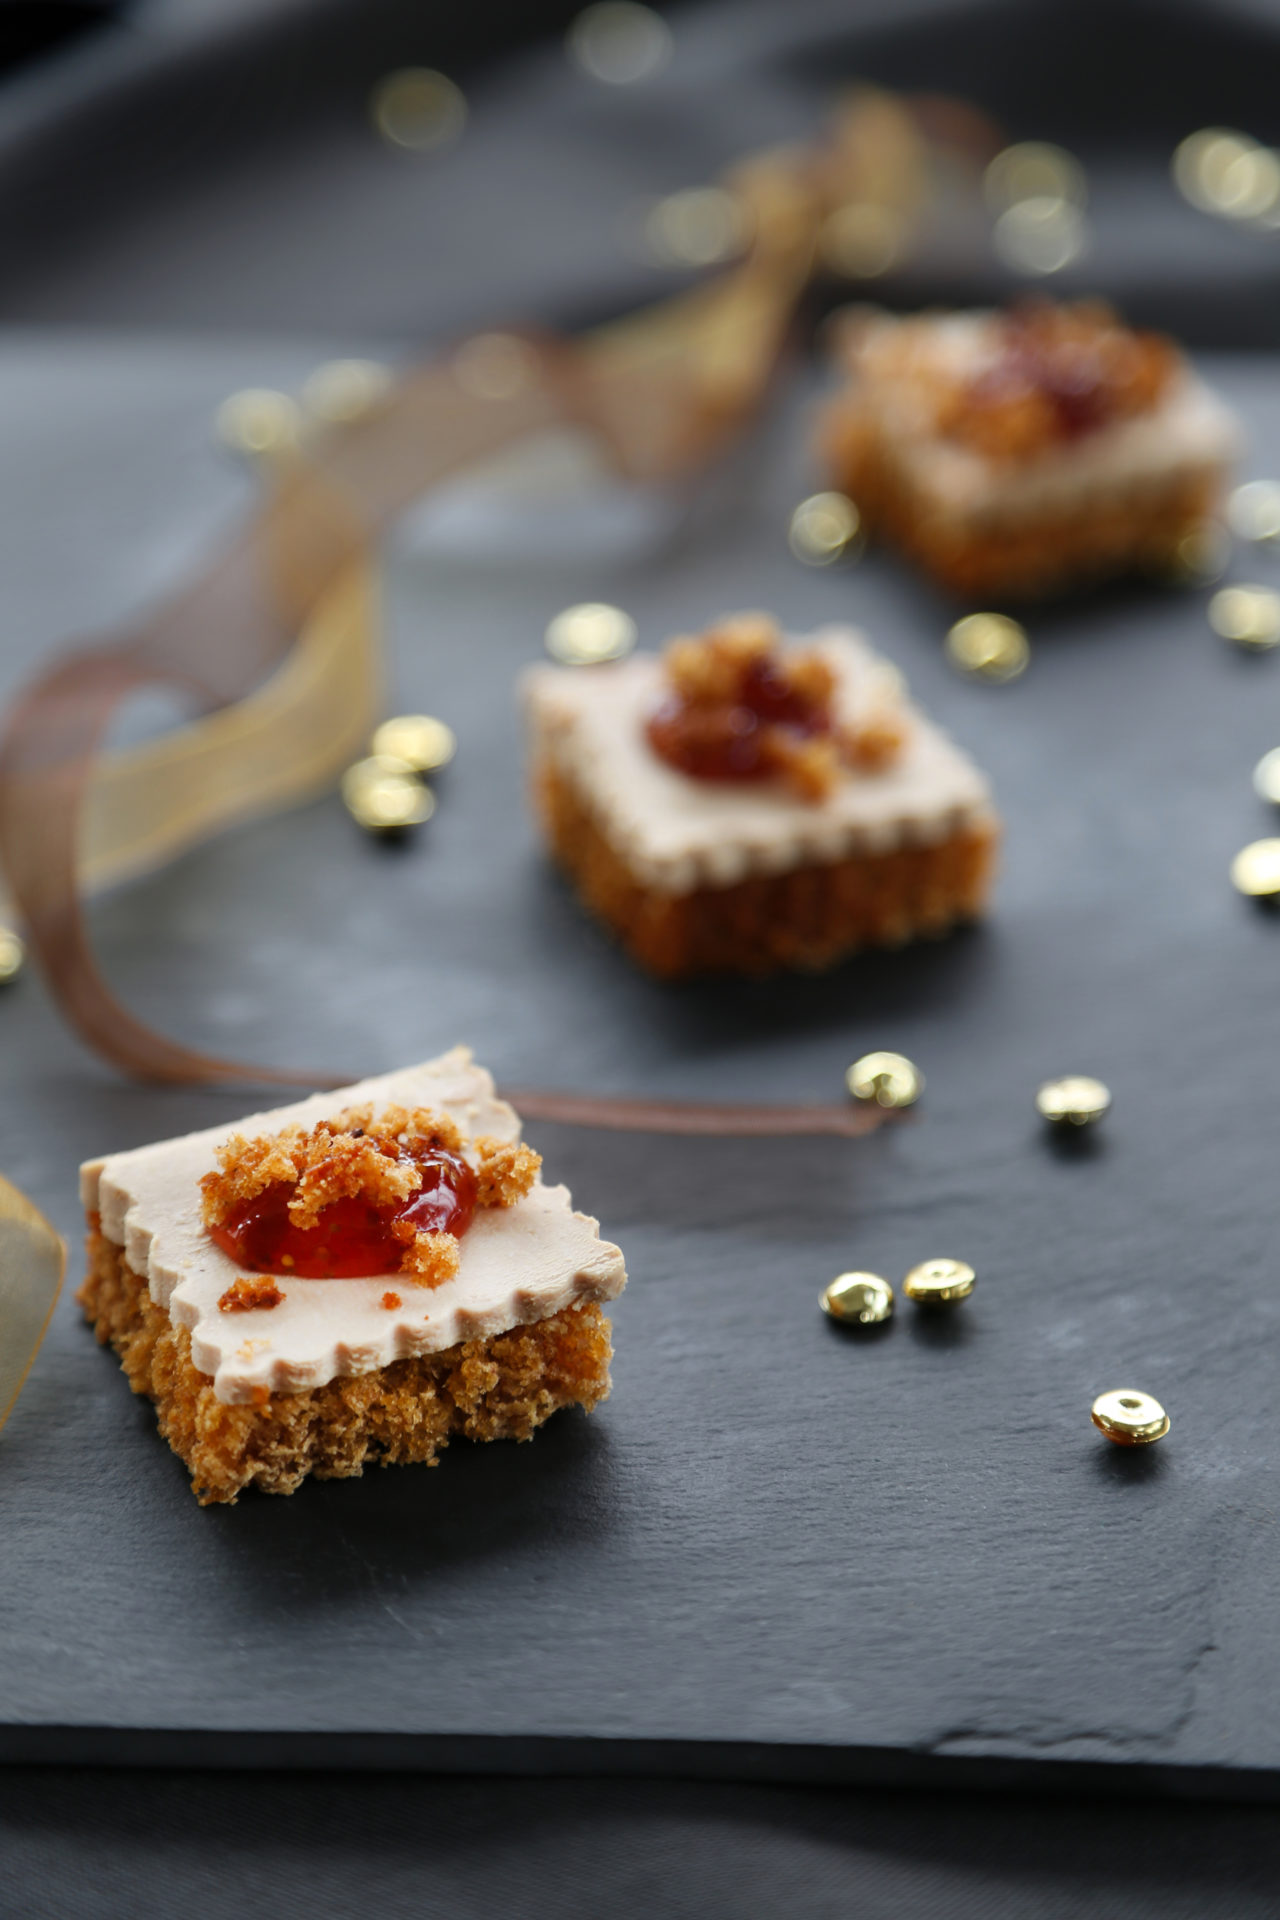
[209,1143,478,1278]
[647,657,831,784]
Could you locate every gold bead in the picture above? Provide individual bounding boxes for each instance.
[946,613,1029,683]
[788,491,863,567]
[846,1050,923,1110]
[902,1258,975,1306]
[341,756,434,834]
[1253,747,1280,805]
[215,388,302,458]
[371,714,456,774]
[820,1271,894,1327]
[1209,585,1280,650]
[301,359,393,425]
[1227,479,1280,545]
[0,927,24,984]
[1036,1074,1111,1128]
[1090,1389,1170,1447]
[1231,837,1280,899]
[545,602,637,666]
[370,68,466,151]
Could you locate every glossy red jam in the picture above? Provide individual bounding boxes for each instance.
[209,1143,478,1278]
[647,658,831,783]
[970,328,1112,440]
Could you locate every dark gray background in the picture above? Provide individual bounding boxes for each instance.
[7,0,1280,1912]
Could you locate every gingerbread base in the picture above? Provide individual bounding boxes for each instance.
[78,1229,613,1505]
[822,401,1223,600]
[535,758,997,979]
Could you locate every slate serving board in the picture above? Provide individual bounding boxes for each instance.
[3,340,1280,1796]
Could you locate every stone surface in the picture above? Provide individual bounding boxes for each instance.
[4,335,1280,1790]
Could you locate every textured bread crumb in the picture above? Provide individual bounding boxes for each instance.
[474,1138,540,1209]
[78,1230,612,1506]
[200,1106,543,1286]
[650,614,903,801]
[535,755,998,978]
[218,1276,285,1313]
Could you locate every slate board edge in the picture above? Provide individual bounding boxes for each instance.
[2,1726,1278,1802]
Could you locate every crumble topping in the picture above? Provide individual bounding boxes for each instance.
[201,1105,542,1289]
[846,300,1179,464]
[646,612,905,801]
[218,1276,285,1313]
[381,1291,403,1310]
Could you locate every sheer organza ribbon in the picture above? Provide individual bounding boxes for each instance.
[0,90,972,1116]
[0,1175,64,1442]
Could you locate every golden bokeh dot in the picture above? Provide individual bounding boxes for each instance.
[1252,746,1280,805]
[0,927,25,985]
[984,142,1087,212]
[819,202,906,279]
[545,602,637,666]
[371,715,456,774]
[946,612,1029,682]
[788,491,862,566]
[845,1050,923,1110]
[643,187,752,268]
[1168,521,1230,585]
[215,388,302,457]
[1090,1389,1170,1447]
[1035,1074,1111,1128]
[568,2,672,84]
[1173,129,1256,211]
[302,359,393,425]
[371,68,466,152]
[1228,480,1280,545]
[1231,838,1280,899]
[341,755,435,834]
[1209,585,1280,650]
[992,195,1087,276]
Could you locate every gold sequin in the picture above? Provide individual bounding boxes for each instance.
[341,755,434,833]
[788,492,863,566]
[0,927,24,984]
[371,715,456,774]
[846,1050,923,1109]
[1090,1389,1170,1447]
[946,612,1029,682]
[902,1258,975,1305]
[1036,1075,1111,1128]
[1231,838,1280,899]
[820,1272,894,1327]
[545,602,637,665]
[1209,585,1280,650]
